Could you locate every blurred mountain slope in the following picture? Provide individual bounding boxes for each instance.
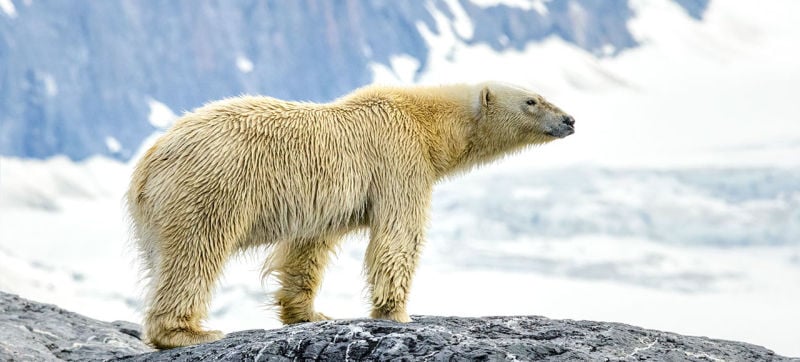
[0,0,707,161]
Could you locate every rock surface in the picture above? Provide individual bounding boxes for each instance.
[124,317,793,362]
[0,291,151,361]
[1,291,794,361]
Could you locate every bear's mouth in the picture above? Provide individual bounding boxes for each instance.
[546,124,575,138]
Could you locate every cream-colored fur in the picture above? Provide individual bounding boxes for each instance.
[127,82,574,349]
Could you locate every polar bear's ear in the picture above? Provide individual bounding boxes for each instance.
[480,86,493,108]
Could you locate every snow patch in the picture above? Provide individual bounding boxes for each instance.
[530,0,548,15]
[361,44,372,58]
[470,0,549,14]
[498,35,509,46]
[105,137,121,153]
[443,0,474,39]
[369,55,421,85]
[146,98,177,129]
[236,55,253,73]
[601,44,615,56]
[0,0,17,18]
[42,73,58,96]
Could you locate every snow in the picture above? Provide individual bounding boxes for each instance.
[406,0,800,169]
[236,55,254,73]
[470,0,549,15]
[498,35,509,47]
[42,72,57,96]
[2,0,800,357]
[0,156,128,210]
[370,55,421,84]
[443,0,474,39]
[105,137,121,153]
[601,43,615,56]
[2,185,798,353]
[530,0,548,16]
[0,0,17,18]
[146,98,177,129]
[0,246,138,324]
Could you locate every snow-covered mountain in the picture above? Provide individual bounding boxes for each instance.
[0,0,707,161]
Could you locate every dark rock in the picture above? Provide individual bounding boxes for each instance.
[126,317,793,361]
[1,290,795,361]
[0,291,152,361]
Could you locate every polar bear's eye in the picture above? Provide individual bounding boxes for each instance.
[526,99,537,106]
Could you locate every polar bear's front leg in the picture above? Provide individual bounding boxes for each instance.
[365,193,429,323]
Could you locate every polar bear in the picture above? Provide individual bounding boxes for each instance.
[127,82,575,348]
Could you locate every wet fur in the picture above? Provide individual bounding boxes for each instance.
[127,82,572,348]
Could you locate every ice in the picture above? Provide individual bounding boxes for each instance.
[429,167,800,246]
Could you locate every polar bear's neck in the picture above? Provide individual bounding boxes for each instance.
[342,84,493,177]
[377,84,479,176]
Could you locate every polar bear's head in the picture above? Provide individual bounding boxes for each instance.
[476,82,575,146]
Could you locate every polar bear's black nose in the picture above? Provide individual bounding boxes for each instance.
[562,115,575,126]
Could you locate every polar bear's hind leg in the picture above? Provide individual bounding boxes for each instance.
[265,235,341,324]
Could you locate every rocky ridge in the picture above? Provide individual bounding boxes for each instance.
[0,291,792,361]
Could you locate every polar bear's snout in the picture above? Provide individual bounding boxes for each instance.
[546,114,576,138]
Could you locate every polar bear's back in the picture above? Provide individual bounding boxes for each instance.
[129,95,394,244]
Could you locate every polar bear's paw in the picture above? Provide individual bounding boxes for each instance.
[147,327,225,349]
[371,309,411,323]
[281,309,333,324]
[308,311,333,322]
